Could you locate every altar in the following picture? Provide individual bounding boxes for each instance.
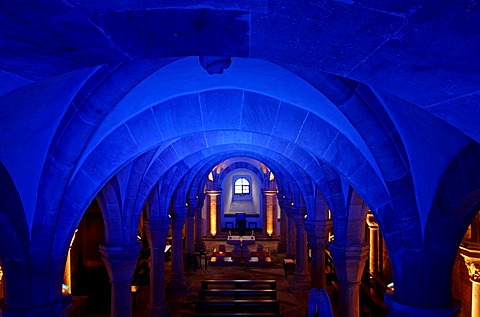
[227,235,255,258]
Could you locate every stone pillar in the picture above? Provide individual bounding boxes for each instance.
[144,220,170,317]
[206,191,221,238]
[290,208,310,293]
[385,295,459,317]
[185,202,196,254]
[286,206,296,259]
[329,243,369,317]
[263,190,277,237]
[1,296,72,317]
[0,265,4,300]
[167,207,187,293]
[305,219,332,289]
[461,244,480,317]
[366,213,380,276]
[194,195,205,250]
[100,243,141,317]
[277,200,288,253]
[381,236,392,282]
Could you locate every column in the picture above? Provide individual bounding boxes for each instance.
[329,243,369,317]
[185,202,196,254]
[100,243,141,317]
[195,194,205,250]
[277,199,288,253]
[167,207,187,293]
[381,236,392,282]
[2,299,72,317]
[461,244,480,317]
[206,191,221,238]
[366,213,380,276]
[305,219,332,289]
[286,206,296,259]
[0,265,3,300]
[144,219,170,317]
[263,190,277,238]
[290,208,310,293]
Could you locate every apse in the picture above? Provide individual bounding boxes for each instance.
[204,157,278,237]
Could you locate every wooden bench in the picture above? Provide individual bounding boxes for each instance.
[193,313,282,317]
[200,279,277,290]
[195,299,280,313]
[198,288,277,300]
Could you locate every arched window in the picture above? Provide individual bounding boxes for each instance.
[234,177,250,194]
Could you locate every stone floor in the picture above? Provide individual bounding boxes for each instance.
[82,238,391,317]
[85,239,316,317]
[168,239,311,317]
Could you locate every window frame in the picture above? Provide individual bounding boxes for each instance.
[234,177,250,195]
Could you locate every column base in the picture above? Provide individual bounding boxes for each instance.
[385,293,460,317]
[290,273,311,293]
[147,304,170,317]
[167,273,188,294]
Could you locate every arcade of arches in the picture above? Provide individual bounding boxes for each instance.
[1,2,480,317]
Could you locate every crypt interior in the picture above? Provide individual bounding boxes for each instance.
[0,1,480,317]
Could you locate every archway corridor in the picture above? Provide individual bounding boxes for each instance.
[1,2,480,317]
[63,188,394,317]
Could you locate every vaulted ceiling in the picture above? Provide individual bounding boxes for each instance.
[1,1,479,309]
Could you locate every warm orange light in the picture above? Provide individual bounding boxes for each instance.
[209,193,219,236]
[264,191,276,236]
[63,229,78,294]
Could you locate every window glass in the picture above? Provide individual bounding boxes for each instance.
[234,177,250,194]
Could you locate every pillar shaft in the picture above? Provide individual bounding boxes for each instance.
[366,214,380,276]
[286,206,296,259]
[100,243,141,317]
[329,243,368,317]
[168,207,187,293]
[206,191,221,237]
[145,220,170,317]
[194,195,205,250]
[277,200,288,253]
[290,208,310,293]
[185,203,196,254]
[263,190,277,237]
[305,220,332,289]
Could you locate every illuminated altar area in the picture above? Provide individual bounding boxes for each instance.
[227,234,255,258]
[210,233,272,266]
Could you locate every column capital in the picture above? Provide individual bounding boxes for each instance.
[262,189,278,196]
[278,198,291,210]
[144,219,170,232]
[205,190,221,196]
[305,219,333,235]
[366,213,378,229]
[171,206,188,229]
[305,220,332,248]
[291,206,307,224]
[329,242,369,284]
[99,243,141,283]
[145,219,170,251]
[460,244,480,282]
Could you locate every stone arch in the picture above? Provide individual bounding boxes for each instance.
[412,142,480,308]
[97,176,124,246]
